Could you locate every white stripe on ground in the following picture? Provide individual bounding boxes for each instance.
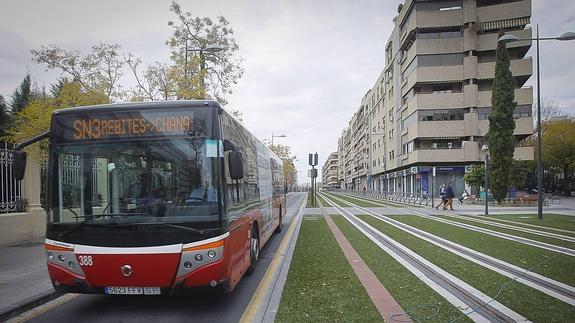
[321,194,528,323]
[325,193,575,307]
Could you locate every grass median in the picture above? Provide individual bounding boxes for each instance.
[324,192,399,208]
[358,214,575,322]
[472,214,575,235]
[391,214,575,287]
[432,215,575,250]
[275,215,381,322]
[331,215,469,322]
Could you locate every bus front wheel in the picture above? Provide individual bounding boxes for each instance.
[247,225,259,275]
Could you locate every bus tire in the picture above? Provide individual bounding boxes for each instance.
[247,225,259,275]
[274,206,282,233]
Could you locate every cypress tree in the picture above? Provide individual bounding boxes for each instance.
[486,31,516,203]
[11,73,32,114]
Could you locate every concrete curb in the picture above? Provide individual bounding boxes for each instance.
[0,289,62,322]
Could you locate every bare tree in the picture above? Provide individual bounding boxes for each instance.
[31,43,125,101]
[167,1,244,104]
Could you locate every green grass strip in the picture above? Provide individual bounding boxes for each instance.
[315,194,331,207]
[477,214,575,235]
[434,216,575,249]
[319,193,352,207]
[359,215,575,322]
[324,192,393,208]
[331,215,470,322]
[391,215,575,286]
[334,192,408,208]
[306,192,320,208]
[276,216,382,322]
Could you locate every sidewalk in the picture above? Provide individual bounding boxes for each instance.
[0,239,58,320]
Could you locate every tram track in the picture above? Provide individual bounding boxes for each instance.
[331,192,575,257]
[323,192,575,307]
[319,193,527,323]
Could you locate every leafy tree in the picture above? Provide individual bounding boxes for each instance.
[464,165,485,190]
[509,159,531,189]
[31,43,125,101]
[541,118,575,196]
[167,1,244,104]
[5,80,108,160]
[486,31,516,203]
[0,95,11,140]
[10,73,33,114]
[266,142,297,189]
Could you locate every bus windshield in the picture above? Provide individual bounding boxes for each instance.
[47,137,223,229]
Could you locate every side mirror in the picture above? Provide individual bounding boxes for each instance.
[13,150,27,181]
[228,151,244,180]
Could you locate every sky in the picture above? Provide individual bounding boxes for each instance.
[1,0,574,184]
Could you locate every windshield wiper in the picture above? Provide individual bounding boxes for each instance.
[157,223,206,237]
[59,213,148,239]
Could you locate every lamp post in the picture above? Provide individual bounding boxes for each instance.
[271,132,287,146]
[498,27,575,220]
[187,44,224,98]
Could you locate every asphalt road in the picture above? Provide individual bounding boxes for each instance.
[25,192,306,323]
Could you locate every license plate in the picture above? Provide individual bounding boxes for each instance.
[105,286,161,295]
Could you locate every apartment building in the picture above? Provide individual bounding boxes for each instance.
[322,152,339,189]
[337,0,533,196]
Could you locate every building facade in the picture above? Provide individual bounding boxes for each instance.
[337,0,533,196]
[322,152,340,189]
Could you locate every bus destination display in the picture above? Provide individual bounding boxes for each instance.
[54,110,208,141]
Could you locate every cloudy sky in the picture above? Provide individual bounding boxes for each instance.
[1,0,574,184]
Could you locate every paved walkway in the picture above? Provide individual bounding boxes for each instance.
[320,206,410,322]
[0,240,57,320]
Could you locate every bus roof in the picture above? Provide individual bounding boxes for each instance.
[52,100,221,116]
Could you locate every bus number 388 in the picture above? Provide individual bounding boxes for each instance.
[78,255,93,266]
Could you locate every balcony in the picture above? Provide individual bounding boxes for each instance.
[477,57,532,79]
[406,65,464,90]
[406,141,479,164]
[514,146,534,160]
[478,117,533,136]
[416,9,463,29]
[405,92,464,115]
[416,37,463,55]
[477,87,533,107]
[515,117,533,135]
[478,28,532,52]
[407,120,465,141]
[477,0,531,24]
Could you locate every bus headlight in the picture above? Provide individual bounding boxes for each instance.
[194,254,203,262]
[207,250,216,258]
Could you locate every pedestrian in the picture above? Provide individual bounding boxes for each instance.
[458,189,469,205]
[446,183,455,210]
[436,184,446,210]
[362,186,367,196]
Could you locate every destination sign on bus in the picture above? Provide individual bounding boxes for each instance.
[53,110,208,142]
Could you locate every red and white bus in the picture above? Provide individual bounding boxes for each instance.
[17,100,286,295]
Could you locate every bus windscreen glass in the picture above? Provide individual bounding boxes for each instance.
[47,110,224,231]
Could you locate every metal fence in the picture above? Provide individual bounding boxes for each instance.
[343,189,433,207]
[0,144,24,213]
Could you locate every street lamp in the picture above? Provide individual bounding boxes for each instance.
[187,44,224,98]
[498,26,575,220]
[482,145,489,216]
[271,132,287,146]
